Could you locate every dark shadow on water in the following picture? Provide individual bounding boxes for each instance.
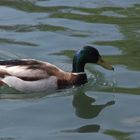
[0,38,38,47]
[72,91,115,119]
[76,124,100,133]
[104,129,134,140]
[62,124,100,133]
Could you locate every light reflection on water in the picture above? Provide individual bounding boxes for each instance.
[0,0,140,140]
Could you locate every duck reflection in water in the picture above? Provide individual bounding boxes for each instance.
[70,92,115,133]
[72,92,115,119]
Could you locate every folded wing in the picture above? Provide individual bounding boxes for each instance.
[0,59,52,80]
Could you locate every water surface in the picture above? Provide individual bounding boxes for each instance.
[0,0,140,140]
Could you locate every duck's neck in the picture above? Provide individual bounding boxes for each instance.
[57,72,87,89]
[72,51,86,73]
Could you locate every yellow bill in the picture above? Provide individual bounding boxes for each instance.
[97,57,114,70]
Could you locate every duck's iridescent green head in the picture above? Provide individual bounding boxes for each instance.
[72,46,114,73]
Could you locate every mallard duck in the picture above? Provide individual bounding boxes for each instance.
[0,46,114,93]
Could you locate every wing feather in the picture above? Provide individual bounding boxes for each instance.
[0,59,50,80]
[0,59,64,81]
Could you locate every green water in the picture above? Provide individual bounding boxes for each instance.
[0,0,140,140]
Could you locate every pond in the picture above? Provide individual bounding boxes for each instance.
[0,0,140,140]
